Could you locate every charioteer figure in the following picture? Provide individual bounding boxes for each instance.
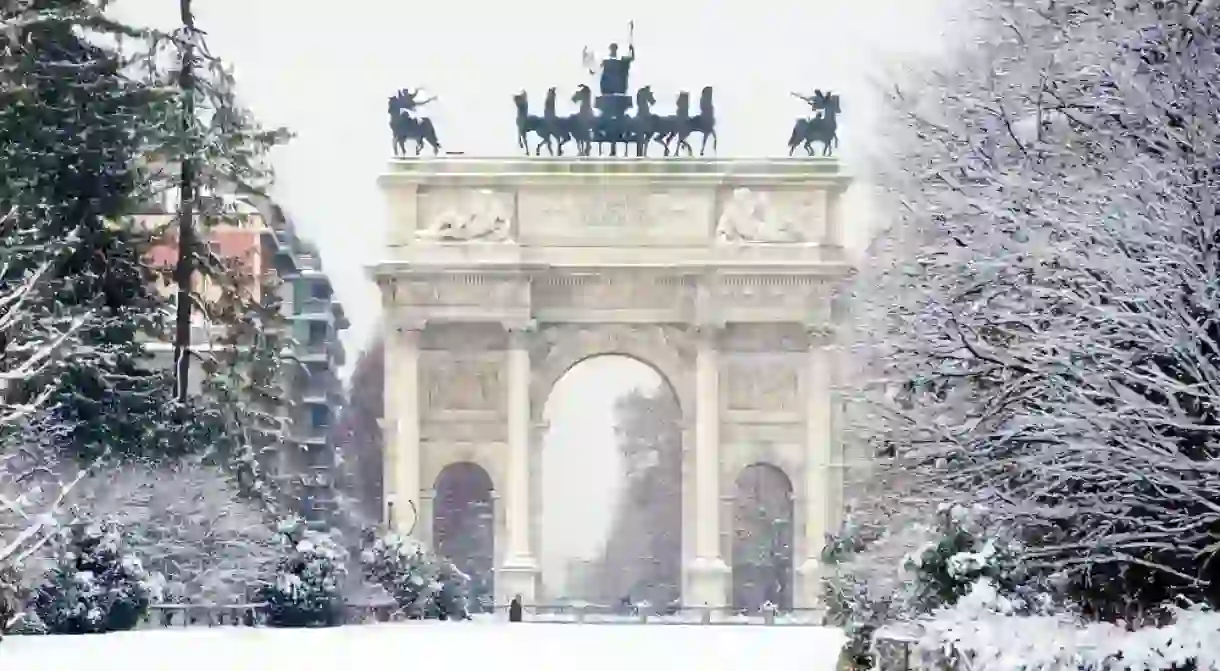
[583,21,636,118]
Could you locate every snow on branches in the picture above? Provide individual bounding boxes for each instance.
[856,0,1220,616]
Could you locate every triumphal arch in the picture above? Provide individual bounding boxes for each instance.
[371,156,851,610]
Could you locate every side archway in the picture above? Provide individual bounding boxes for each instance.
[433,462,495,611]
[731,462,795,612]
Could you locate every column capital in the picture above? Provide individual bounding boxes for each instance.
[804,324,834,346]
[692,321,726,347]
[390,318,427,344]
[505,320,538,348]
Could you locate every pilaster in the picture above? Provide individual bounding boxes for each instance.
[796,326,834,609]
[499,321,540,604]
[687,323,730,608]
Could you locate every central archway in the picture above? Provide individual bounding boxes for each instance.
[537,354,684,610]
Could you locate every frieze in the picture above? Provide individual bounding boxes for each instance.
[423,356,505,412]
[714,275,830,313]
[722,356,800,412]
[398,274,525,309]
[532,274,690,311]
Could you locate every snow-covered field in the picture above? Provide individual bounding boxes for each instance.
[0,621,847,671]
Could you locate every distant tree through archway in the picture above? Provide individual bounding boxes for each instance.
[539,354,683,609]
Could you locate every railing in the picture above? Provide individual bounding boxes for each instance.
[873,623,920,671]
[138,602,828,629]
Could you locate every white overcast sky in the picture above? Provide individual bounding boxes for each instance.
[112,0,961,591]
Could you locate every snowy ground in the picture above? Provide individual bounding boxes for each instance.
[0,621,847,671]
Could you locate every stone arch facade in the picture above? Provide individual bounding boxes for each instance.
[372,157,852,610]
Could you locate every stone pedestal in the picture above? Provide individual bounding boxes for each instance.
[795,558,826,612]
[497,559,539,606]
[686,556,730,608]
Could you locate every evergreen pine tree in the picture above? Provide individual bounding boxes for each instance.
[0,0,200,464]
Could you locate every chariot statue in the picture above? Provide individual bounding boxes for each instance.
[514,22,718,158]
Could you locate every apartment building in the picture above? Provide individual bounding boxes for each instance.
[138,193,348,527]
[271,215,349,526]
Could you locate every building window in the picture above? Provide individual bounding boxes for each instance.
[308,321,327,345]
[310,281,330,300]
[310,405,330,428]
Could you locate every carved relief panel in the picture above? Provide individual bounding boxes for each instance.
[516,187,712,244]
[416,187,515,242]
[714,187,826,244]
[722,354,801,415]
[422,354,505,414]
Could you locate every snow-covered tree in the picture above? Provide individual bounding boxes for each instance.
[0,0,200,466]
[71,460,278,604]
[28,520,156,634]
[332,336,385,522]
[857,0,1220,618]
[360,531,470,620]
[258,517,347,627]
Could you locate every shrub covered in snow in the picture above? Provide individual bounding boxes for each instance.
[28,521,156,634]
[913,580,1220,671]
[903,504,1043,615]
[360,532,469,620]
[258,517,348,628]
[73,461,278,605]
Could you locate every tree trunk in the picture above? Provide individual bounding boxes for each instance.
[172,0,196,403]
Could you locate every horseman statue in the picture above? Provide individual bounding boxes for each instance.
[388,87,442,156]
[787,89,841,157]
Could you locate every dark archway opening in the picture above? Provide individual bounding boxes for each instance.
[731,463,795,613]
[433,462,495,612]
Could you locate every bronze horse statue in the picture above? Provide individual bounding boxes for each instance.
[788,92,840,157]
[513,88,568,156]
[690,86,717,156]
[567,84,659,157]
[653,91,694,156]
[388,90,441,156]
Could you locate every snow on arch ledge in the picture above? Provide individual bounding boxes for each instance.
[1,621,847,671]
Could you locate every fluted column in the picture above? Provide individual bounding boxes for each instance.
[686,324,729,608]
[499,322,538,605]
[796,328,834,608]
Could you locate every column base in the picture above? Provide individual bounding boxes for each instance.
[497,556,540,606]
[795,558,828,613]
[684,556,730,608]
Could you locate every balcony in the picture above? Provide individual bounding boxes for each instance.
[293,297,334,321]
[300,369,339,404]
